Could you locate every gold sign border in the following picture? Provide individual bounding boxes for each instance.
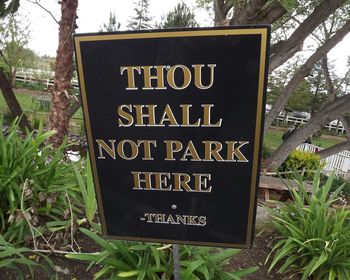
[74,27,269,248]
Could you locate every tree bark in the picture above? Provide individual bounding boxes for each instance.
[318,140,350,159]
[0,68,31,130]
[269,0,346,72]
[232,0,286,25]
[213,0,227,26]
[264,18,350,132]
[49,0,78,147]
[266,94,350,169]
[322,56,337,101]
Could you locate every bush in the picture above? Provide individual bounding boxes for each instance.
[279,150,323,180]
[0,118,81,243]
[66,228,258,280]
[266,171,350,280]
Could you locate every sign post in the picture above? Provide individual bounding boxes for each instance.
[74,26,270,248]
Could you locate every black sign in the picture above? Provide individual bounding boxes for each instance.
[74,26,270,248]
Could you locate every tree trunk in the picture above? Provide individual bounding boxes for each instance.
[0,68,31,130]
[266,94,350,169]
[318,140,350,159]
[48,0,78,147]
[11,69,16,88]
[264,18,350,132]
[269,0,346,72]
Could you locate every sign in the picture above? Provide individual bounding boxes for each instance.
[74,26,270,248]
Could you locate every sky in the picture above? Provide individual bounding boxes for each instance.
[18,0,209,56]
[17,0,350,76]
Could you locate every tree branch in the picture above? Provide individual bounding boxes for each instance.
[27,0,59,24]
[0,68,32,131]
[265,18,350,131]
[270,0,347,72]
[318,140,350,159]
[67,95,81,120]
[231,0,285,25]
[322,56,337,101]
[266,94,350,169]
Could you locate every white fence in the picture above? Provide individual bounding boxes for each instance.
[15,74,79,90]
[297,143,350,176]
[275,115,345,133]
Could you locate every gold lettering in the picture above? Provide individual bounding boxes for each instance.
[134,105,157,126]
[120,66,141,90]
[137,140,156,160]
[193,173,212,192]
[159,105,179,127]
[193,64,216,89]
[167,64,191,90]
[202,104,222,127]
[141,66,167,90]
[117,140,138,160]
[226,141,249,162]
[164,140,183,160]
[154,172,172,191]
[173,173,193,192]
[96,139,116,159]
[203,141,224,161]
[118,105,134,127]
[132,171,152,190]
[180,104,201,127]
[180,140,201,161]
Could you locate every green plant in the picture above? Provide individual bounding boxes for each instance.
[66,228,258,280]
[320,174,350,196]
[0,234,54,279]
[279,150,323,179]
[72,156,98,229]
[2,109,15,125]
[266,171,350,280]
[0,118,81,243]
[179,246,258,279]
[66,228,169,280]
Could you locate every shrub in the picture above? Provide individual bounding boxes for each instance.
[279,150,323,179]
[266,171,350,280]
[66,228,258,280]
[0,118,81,243]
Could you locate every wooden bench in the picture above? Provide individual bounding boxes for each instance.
[259,175,312,201]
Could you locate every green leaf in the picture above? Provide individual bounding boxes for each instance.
[181,259,206,279]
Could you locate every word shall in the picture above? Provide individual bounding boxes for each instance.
[118,104,222,128]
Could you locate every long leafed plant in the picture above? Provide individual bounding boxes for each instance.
[266,171,350,280]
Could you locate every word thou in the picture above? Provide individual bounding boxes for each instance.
[120,64,216,90]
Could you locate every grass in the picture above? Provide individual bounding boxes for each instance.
[0,92,35,111]
[264,128,345,150]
